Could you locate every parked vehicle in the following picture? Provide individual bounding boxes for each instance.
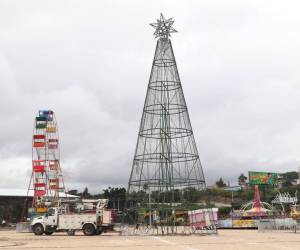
[31,199,113,236]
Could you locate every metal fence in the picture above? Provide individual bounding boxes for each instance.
[258,218,300,232]
[120,208,218,236]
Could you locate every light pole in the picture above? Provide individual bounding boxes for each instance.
[149,187,152,227]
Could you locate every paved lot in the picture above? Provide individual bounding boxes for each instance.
[0,230,300,250]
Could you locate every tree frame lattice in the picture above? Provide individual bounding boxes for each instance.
[128,15,205,196]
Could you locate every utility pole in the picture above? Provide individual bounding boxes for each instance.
[149,188,151,227]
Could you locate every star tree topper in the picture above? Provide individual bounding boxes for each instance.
[150,13,177,39]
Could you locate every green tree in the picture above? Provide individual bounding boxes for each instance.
[67,189,78,196]
[281,171,299,181]
[82,187,90,198]
[102,187,126,200]
[238,173,247,186]
[216,178,226,188]
[281,179,293,187]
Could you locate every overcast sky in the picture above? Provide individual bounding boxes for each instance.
[1,0,300,193]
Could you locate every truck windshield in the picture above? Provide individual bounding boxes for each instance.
[48,208,55,216]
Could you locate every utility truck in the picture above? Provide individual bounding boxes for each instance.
[31,199,114,236]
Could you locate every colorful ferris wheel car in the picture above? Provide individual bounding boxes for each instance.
[31,110,65,213]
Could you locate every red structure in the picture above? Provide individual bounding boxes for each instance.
[253,185,262,211]
[240,185,272,217]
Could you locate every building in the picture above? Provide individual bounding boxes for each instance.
[0,188,78,223]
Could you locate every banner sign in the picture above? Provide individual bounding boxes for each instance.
[248,171,277,185]
[233,219,257,228]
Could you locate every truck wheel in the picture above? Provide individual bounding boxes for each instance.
[45,231,53,235]
[83,224,95,236]
[33,224,44,236]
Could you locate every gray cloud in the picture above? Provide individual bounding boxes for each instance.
[1,0,300,192]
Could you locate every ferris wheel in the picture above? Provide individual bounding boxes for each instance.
[31,110,65,212]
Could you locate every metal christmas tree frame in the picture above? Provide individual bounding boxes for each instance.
[124,14,209,235]
[128,14,205,195]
